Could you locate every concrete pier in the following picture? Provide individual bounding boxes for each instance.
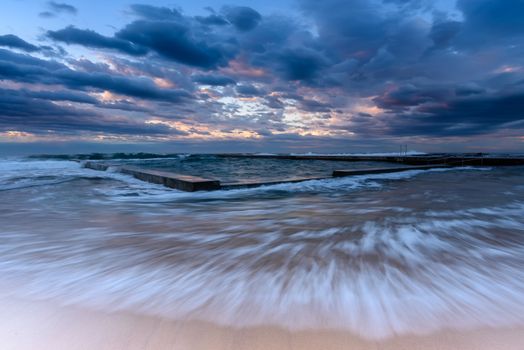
[82,153,524,192]
[84,162,220,192]
[84,161,455,192]
[119,166,221,192]
[221,176,330,190]
[215,153,524,166]
[333,164,450,177]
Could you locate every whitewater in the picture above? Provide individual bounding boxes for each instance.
[0,155,523,340]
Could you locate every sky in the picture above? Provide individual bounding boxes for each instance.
[0,0,523,154]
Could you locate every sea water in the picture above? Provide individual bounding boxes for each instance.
[0,155,523,339]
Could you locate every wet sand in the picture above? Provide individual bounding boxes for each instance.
[1,298,523,350]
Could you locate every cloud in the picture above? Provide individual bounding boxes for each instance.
[129,4,182,20]
[48,1,77,14]
[223,6,262,32]
[0,1,523,149]
[0,49,192,103]
[429,20,462,50]
[236,84,264,96]
[23,89,99,104]
[195,14,229,26]
[0,88,172,136]
[458,0,524,38]
[299,0,388,61]
[273,47,329,81]
[358,88,524,137]
[373,84,452,112]
[0,34,39,52]
[192,74,236,86]
[116,20,236,68]
[299,99,332,113]
[39,1,77,18]
[47,26,148,56]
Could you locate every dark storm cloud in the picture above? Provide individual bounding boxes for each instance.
[299,99,332,113]
[1,1,523,147]
[15,88,151,113]
[373,84,453,112]
[223,6,262,32]
[236,15,305,54]
[115,20,236,69]
[58,70,192,102]
[276,48,329,81]
[46,6,239,69]
[366,74,524,137]
[299,0,387,61]
[48,1,77,14]
[23,89,99,104]
[429,20,462,50]
[249,45,330,83]
[292,0,524,132]
[195,14,229,26]
[0,34,40,52]
[264,95,285,109]
[236,84,264,96]
[355,89,524,137]
[192,74,236,86]
[0,88,172,135]
[0,49,191,103]
[0,48,64,70]
[47,27,148,56]
[129,4,182,20]
[39,1,77,18]
[296,0,439,87]
[458,0,524,38]
[455,83,485,97]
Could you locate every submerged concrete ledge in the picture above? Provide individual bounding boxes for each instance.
[333,164,450,177]
[119,166,221,192]
[83,160,460,192]
[221,176,330,190]
[215,153,524,166]
[84,162,220,192]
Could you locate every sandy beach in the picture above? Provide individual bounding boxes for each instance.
[1,297,523,350]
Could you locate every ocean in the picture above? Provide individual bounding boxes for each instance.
[0,154,523,339]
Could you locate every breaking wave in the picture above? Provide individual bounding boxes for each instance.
[0,157,523,339]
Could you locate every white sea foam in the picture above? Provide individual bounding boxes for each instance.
[0,202,523,339]
[0,158,163,192]
[0,158,522,339]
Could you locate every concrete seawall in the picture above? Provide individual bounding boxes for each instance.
[84,162,220,192]
[120,166,221,192]
[82,154,523,192]
[221,176,330,190]
[333,164,450,177]
[215,154,524,166]
[83,160,458,192]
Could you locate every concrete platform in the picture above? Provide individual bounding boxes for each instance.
[215,153,524,166]
[83,162,220,192]
[119,166,221,192]
[221,176,330,190]
[333,164,450,177]
[83,155,517,192]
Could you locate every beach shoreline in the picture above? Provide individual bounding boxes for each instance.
[2,297,523,350]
